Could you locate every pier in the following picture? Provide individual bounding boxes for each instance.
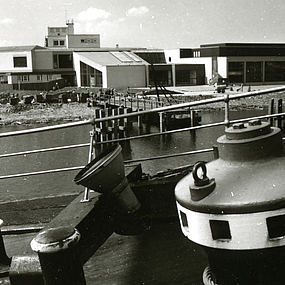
[91,90,201,151]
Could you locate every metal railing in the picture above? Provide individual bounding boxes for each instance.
[0,85,285,182]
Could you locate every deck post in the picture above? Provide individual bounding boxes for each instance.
[0,220,10,267]
[268,99,274,126]
[31,227,85,285]
[190,109,196,127]
[159,112,167,133]
[277,99,283,129]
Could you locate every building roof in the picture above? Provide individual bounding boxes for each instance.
[200,42,285,48]
[76,51,149,66]
[0,45,46,52]
[197,42,285,57]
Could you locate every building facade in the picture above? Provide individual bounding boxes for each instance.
[1,22,285,91]
[166,43,285,85]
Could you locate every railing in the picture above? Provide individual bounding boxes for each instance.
[0,86,285,181]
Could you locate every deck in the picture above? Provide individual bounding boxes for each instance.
[3,219,208,285]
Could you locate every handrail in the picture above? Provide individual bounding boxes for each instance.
[0,143,90,158]
[94,112,285,145]
[0,166,85,180]
[124,148,213,163]
[0,86,285,180]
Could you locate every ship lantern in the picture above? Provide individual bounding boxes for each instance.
[175,119,285,285]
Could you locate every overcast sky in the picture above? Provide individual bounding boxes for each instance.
[0,0,285,49]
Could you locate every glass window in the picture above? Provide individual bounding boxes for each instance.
[60,40,65,46]
[265,61,285,82]
[53,40,59,46]
[58,54,73,68]
[17,75,29,81]
[13,57,27,68]
[246,62,263,83]
[228,62,244,83]
[53,55,58,69]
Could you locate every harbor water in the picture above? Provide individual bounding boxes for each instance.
[0,109,267,203]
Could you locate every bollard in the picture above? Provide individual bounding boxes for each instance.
[31,227,86,285]
[0,219,11,269]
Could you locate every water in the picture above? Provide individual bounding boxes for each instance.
[0,109,268,202]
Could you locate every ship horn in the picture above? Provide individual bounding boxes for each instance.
[74,144,141,213]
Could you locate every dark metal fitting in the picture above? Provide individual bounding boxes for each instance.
[233,123,246,129]
[223,94,230,103]
[248,119,262,126]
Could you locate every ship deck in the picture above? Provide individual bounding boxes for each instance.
[3,219,208,284]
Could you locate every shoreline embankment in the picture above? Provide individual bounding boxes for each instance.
[0,85,285,126]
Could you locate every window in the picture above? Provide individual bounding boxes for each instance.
[267,215,285,239]
[13,57,27,68]
[228,62,244,83]
[180,49,193,58]
[246,61,263,83]
[17,75,29,81]
[176,67,197,86]
[180,211,188,228]
[265,61,285,82]
[37,75,43,81]
[210,220,231,240]
[81,38,98,43]
[53,40,59,46]
[53,54,73,69]
[60,40,65,46]
[190,70,197,85]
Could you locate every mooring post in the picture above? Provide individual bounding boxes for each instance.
[0,220,10,268]
[31,227,86,285]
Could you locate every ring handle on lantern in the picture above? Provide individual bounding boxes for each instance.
[192,161,210,186]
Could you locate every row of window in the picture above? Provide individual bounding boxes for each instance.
[53,38,99,46]
[17,75,55,82]
[180,210,285,241]
[80,38,98,43]
[53,40,65,46]
[228,61,285,83]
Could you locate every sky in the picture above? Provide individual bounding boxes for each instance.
[1,0,285,49]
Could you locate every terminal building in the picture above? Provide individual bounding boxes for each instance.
[1,21,285,91]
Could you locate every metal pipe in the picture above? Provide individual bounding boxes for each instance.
[124,148,213,163]
[0,120,93,138]
[95,112,285,145]
[81,131,94,202]
[0,166,85,180]
[0,143,89,158]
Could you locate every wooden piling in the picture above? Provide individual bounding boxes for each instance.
[268,99,275,127]
[277,99,283,129]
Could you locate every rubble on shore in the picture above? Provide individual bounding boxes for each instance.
[0,86,284,125]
